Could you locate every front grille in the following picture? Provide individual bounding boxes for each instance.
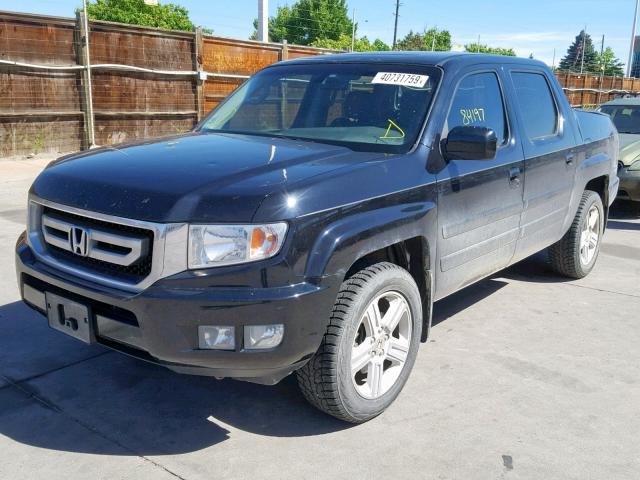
[41,207,154,282]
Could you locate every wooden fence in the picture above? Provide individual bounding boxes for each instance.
[2,10,640,158]
[0,10,335,157]
[555,72,640,108]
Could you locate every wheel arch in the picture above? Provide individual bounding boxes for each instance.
[584,174,609,228]
[304,203,436,343]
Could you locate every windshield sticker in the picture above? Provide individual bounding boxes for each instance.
[372,72,429,88]
[460,108,485,125]
[379,119,406,140]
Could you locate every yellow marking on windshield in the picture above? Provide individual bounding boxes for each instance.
[379,119,405,140]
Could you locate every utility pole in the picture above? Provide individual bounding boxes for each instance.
[392,0,400,50]
[477,34,480,53]
[81,0,95,148]
[580,26,586,74]
[258,0,269,43]
[598,35,606,105]
[628,0,639,77]
[552,48,556,70]
[351,8,356,52]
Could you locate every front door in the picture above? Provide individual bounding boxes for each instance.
[434,69,525,299]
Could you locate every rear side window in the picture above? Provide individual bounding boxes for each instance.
[446,72,507,144]
[512,72,558,139]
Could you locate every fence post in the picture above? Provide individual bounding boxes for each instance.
[280,39,288,61]
[193,27,205,121]
[75,11,96,148]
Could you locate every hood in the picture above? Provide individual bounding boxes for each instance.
[619,134,640,166]
[619,133,640,150]
[32,132,382,223]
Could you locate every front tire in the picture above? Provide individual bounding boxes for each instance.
[296,262,422,423]
[548,190,604,279]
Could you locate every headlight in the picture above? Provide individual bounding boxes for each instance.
[188,223,288,268]
[629,159,640,171]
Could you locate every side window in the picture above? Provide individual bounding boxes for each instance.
[511,72,558,139]
[446,72,507,145]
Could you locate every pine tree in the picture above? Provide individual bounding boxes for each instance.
[559,30,598,73]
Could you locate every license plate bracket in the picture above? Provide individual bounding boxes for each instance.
[45,292,94,344]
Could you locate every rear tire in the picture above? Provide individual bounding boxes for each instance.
[548,190,604,279]
[296,262,422,423]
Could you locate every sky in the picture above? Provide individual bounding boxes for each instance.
[2,0,637,67]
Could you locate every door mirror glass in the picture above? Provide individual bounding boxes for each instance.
[443,126,497,161]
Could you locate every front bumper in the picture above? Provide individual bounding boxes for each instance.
[15,234,338,385]
[617,167,640,202]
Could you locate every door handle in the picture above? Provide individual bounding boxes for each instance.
[509,167,521,187]
[565,153,575,165]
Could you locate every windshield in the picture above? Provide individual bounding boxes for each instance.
[600,105,640,134]
[199,63,441,153]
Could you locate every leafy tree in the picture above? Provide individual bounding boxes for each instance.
[595,47,625,76]
[253,0,353,45]
[396,28,451,51]
[372,38,391,51]
[311,33,389,51]
[85,0,211,32]
[559,30,598,73]
[464,43,516,56]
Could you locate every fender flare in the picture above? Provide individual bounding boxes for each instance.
[304,201,435,281]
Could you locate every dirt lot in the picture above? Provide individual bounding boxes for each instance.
[1,158,639,480]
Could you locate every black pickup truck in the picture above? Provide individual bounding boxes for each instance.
[15,52,619,423]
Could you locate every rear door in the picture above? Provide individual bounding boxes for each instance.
[435,69,525,299]
[507,69,578,260]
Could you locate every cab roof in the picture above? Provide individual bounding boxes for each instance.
[279,51,549,69]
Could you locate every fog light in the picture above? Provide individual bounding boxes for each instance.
[244,324,284,350]
[198,326,235,350]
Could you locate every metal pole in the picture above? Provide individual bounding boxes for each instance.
[628,0,639,77]
[477,34,480,53]
[82,0,95,147]
[392,0,400,50]
[351,8,356,52]
[258,0,269,43]
[598,35,606,105]
[580,26,586,74]
[552,48,556,70]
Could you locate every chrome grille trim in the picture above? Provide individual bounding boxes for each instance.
[27,196,189,293]
[41,213,150,267]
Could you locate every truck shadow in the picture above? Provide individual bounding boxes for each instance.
[432,278,508,327]
[0,301,351,457]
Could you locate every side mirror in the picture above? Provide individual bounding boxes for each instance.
[443,126,498,161]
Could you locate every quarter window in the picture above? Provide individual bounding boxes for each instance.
[446,72,507,145]
[512,72,559,139]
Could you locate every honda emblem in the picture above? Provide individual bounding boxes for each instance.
[70,226,89,257]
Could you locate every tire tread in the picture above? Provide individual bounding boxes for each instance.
[296,262,403,423]
[548,190,601,279]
